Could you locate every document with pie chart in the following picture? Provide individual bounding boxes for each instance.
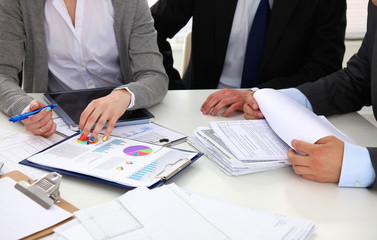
[21,134,201,188]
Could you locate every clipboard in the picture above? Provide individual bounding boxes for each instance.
[0,171,78,240]
[20,133,203,189]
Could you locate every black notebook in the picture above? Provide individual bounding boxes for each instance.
[44,87,154,131]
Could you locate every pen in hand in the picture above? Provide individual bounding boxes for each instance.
[9,104,57,123]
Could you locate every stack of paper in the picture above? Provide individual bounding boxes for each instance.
[188,89,355,176]
[54,183,315,240]
[188,123,291,176]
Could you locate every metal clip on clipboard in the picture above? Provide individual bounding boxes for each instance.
[15,172,62,209]
[155,158,192,180]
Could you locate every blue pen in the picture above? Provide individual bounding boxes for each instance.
[9,104,57,123]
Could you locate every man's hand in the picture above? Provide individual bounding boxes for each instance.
[288,136,344,183]
[201,89,250,117]
[79,89,131,142]
[22,100,56,137]
[243,90,264,119]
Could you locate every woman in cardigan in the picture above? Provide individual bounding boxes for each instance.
[0,0,168,142]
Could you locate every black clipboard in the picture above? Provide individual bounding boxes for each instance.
[44,88,154,131]
[20,133,202,189]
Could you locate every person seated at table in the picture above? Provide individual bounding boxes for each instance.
[151,0,346,117]
[243,0,377,189]
[0,0,168,142]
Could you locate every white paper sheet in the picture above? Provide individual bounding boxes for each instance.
[0,177,72,240]
[182,187,315,240]
[54,117,78,137]
[54,184,315,240]
[254,89,355,148]
[209,120,290,161]
[101,123,186,146]
[0,129,53,179]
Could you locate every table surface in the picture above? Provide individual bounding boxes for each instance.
[2,90,377,240]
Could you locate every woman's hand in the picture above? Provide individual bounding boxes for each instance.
[22,100,56,137]
[79,89,131,142]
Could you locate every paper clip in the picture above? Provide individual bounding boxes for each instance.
[154,158,191,180]
[15,172,62,209]
[152,138,171,146]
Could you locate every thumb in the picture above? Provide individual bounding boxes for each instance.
[29,100,45,111]
[246,95,259,110]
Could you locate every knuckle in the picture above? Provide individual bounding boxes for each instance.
[295,141,303,149]
[327,135,336,141]
[39,119,47,126]
[80,112,88,119]
[97,119,107,127]
[87,116,97,124]
[212,96,222,102]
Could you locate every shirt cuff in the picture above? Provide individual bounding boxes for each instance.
[114,87,135,109]
[339,143,376,187]
[278,88,313,111]
[21,104,31,114]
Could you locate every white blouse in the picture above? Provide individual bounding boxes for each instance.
[44,0,123,92]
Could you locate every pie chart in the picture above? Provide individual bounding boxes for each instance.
[123,145,153,156]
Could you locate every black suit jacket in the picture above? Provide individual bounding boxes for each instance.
[298,1,377,189]
[151,0,346,90]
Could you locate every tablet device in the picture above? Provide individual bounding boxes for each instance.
[44,88,154,131]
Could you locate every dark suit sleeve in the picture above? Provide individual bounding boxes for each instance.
[257,0,346,89]
[151,0,194,89]
[297,1,375,116]
[367,148,377,189]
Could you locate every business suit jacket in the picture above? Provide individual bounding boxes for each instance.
[151,0,346,90]
[0,0,168,117]
[297,1,377,189]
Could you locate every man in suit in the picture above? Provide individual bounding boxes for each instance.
[244,0,377,189]
[151,0,346,116]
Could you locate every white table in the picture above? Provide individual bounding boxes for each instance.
[2,90,377,240]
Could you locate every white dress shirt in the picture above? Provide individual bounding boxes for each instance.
[217,0,274,89]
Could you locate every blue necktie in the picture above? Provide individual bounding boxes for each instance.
[240,0,270,88]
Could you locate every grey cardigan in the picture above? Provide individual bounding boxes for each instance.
[0,0,168,116]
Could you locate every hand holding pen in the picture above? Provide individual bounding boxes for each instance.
[9,104,57,122]
[10,100,57,137]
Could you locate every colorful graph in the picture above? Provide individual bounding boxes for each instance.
[128,161,158,181]
[94,139,124,153]
[77,136,99,145]
[123,145,152,157]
